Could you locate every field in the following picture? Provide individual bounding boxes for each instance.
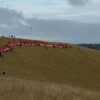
[0,76,100,100]
[0,37,100,99]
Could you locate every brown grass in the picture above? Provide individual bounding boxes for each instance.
[0,76,100,100]
[0,37,100,90]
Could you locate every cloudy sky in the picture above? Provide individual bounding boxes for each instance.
[0,0,100,43]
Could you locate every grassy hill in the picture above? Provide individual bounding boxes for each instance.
[0,37,100,90]
[0,37,100,100]
[0,76,100,100]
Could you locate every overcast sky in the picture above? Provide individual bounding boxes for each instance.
[0,0,100,43]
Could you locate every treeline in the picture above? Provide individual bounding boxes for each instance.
[79,44,100,50]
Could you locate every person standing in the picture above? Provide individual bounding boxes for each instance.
[0,50,3,59]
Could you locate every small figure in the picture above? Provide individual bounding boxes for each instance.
[10,47,14,52]
[0,51,3,59]
[2,72,6,75]
[19,43,22,48]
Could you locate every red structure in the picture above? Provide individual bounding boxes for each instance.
[0,39,69,56]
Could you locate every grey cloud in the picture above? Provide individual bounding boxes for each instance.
[0,7,100,43]
[26,19,100,43]
[0,8,25,26]
[68,0,89,6]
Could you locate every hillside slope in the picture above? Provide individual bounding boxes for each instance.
[0,76,100,100]
[0,37,100,90]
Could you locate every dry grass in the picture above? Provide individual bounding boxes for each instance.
[0,76,100,100]
[0,37,100,90]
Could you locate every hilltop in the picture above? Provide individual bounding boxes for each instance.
[0,37,100,91]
